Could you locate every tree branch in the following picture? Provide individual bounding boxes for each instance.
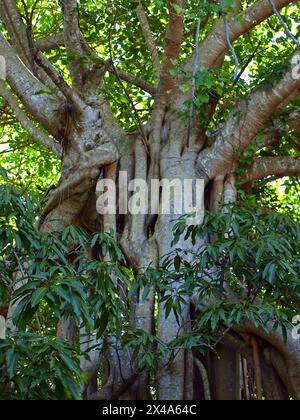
[60,0,86,87]
[193,0,294,70]
[268,0,300,49]
[108,10,148,152]
[160,0,185,93]
[186,6,203,148]
[243,156,300,182]
[0,80,62,156]
[197,52,300,183]
[108,65,156,96]
[0,32,62,135]
[35,31,65,52]
[34,50,85,113]
[219,0,240,80]
[34,12,156,96]
[135,1,161,84]
[0,1,67,90]
[88,372,140,400]
[195,358,211,400]
[0,0,35,70]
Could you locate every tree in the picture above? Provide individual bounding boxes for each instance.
[0,0,299,400]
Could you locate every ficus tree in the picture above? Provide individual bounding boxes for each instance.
[0,0,300,400]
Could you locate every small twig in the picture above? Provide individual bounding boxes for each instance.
[268,0,300,50]
[233,41,262,86]
[213,325,232,348]
[13,250,26,278]
[108,66,156,96]
[21,0,39,73]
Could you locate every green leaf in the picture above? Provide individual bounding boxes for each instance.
[196,93,210,104]
[169,67,179,77]
[31,287,48,307]
[174,255,181,271]
[281,324,288,344]
[34,89,55,96]
[172,3,184,14]
[96,311,109,337]
[6,348,17,379]
[179,83,190,93]
[0,167,8,181]
[59,352,81,376]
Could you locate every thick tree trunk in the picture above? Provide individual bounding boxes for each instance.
[37,114,300,400]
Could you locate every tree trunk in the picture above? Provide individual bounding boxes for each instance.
[36,106,300,400]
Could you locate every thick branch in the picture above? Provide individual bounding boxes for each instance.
[244,156,300,182]
[160,0,185,93]
[252,111,300,151]
[0,32,62,135]
[0,1,67,90]
[0,80,61,156]
[197,52,300,183]
[60,0,86,87]
[35,32,64,52]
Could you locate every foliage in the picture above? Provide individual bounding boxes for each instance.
[0,121,60,198]
[0,332,82,400]
[1,159,300,398]
[171,202,300,328]
[0,170,130,399]
[255,178,300,221]
[125,200,300,367]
